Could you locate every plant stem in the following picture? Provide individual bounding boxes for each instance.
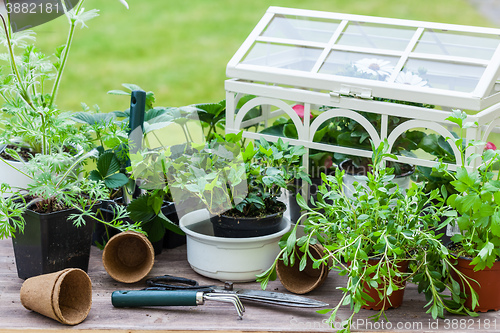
[0,14,37,112]
[48,0,86,109]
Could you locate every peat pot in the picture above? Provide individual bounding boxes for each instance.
[180,209,291,282]
[20,268,92,325]
[276,243,330,294]
[452,257,500,312]
[12,207,96,280]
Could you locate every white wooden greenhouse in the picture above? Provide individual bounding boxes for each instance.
[225,6,500,172]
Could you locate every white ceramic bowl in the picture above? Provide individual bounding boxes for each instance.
[179,209,290,282]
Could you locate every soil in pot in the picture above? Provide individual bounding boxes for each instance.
[0,144,33,161]
[451,256,500,312]
[209,201,286,238]
[360,259,409,311]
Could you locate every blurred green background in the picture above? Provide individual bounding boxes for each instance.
[32,0,496,113]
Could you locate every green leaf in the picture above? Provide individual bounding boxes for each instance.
[141,217,165,242]
[88,169,103,182]
[491,212,500,237]
[456,167,475,186]
[97,152,121,178]
[107,89,130,96]
[479,204,495,217]
[127,195,156,222]
[461,194,479,213]
[283,124,298,139]
[299,254,307,271]
[431,304,438,319]
[285,227,296,251]
[104,173,129,189]
[71,112,115,126]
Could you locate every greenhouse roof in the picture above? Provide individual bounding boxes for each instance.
[227,7,500,111]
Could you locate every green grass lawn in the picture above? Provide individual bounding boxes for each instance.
[30,0,496,113]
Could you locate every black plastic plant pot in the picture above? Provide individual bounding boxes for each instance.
[162,208,186,249]
[288,178,325,223]
[209,203,286,238]
[94,199,183,254]
[92,199,120,247]
[12,207,95,280]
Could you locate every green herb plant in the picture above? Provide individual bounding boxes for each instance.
[0,148,142,239]
[139,131,311,218]
[72,104,132,199]
[435,110,500,271]
[258,140,477,333]
[0,0,128,157]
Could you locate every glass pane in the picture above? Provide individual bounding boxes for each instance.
[262,15,340,43]
[402,58,485,92]
[319,51,399,81]
[242,42,322,71]
[414,29,500,60]
[337,22,416,51]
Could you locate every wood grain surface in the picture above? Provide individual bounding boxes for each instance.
[0,238,499,333]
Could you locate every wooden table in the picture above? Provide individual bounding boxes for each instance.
[0,238,499,333]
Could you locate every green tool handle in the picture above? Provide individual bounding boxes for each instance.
[112,290,200,307]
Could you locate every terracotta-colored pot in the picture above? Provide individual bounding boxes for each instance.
[276,244,330,294]
[20,268,92,325]
[360,259,409,311]
[452,257,500,312]
[102,231,155,283]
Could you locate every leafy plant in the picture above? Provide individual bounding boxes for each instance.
[195,100,226,142]
[237,136,310,216]
[134,131,311,218]
[71,108,132,199]
[436,110,500,271]
[257,140,476,332]
[0,0,128,156]
[0,148,142,239]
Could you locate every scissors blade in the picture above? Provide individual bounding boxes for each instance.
[213,288,328,308]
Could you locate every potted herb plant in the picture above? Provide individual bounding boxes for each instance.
[163,132,311,238]
[435,110,500,312]
[0,0,130,185]
[0,0,136,278]
[258,140,476,332]
[73,85,188,251]
[0,149,141,279]
[71,104,135,247]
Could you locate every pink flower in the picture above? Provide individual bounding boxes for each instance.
[324,155,333,169]
[292,104,313,120]
[485,142,497,151]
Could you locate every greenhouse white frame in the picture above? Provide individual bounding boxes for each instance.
[225,7,500,172]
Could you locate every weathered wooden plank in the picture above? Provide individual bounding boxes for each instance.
[0,238,498,332]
